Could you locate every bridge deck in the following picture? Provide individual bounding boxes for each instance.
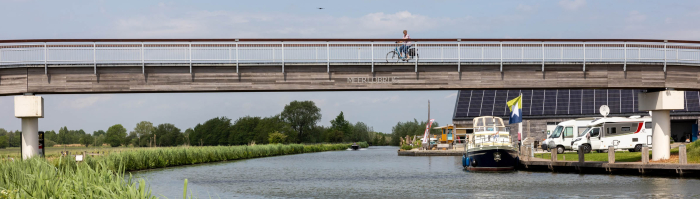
[1,39,700,95]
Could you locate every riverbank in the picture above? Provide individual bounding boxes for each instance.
[0,143,364,198]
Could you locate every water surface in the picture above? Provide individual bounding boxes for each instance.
[135,146,700,198]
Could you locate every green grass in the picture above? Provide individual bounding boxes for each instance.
[533,148,687,162]
[534,151,643,162]
[0,146,143,159]
[0,142,364,198]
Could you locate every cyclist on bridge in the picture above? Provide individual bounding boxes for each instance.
[399,30,412,60]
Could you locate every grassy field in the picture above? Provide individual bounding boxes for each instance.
[0,146,144,158]
[533,148,692,162]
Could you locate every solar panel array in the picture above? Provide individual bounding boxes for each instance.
[453,89,700,120]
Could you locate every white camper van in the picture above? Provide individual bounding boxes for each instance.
[572,116,652,153]
[541,118,596,154]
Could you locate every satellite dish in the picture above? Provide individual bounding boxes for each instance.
[599,105,610,117]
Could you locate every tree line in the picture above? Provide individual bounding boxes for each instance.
[0,100,392,148]
[390,119,441,146]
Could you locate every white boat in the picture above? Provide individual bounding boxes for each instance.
[462,116,518,172]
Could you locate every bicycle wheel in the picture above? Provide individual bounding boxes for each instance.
[386,51,398,62]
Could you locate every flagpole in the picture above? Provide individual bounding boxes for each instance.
[518,93,523,152]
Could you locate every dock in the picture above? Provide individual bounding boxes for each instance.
[519,157,700,177]
[398,147,700,177]
[397,150,464,156]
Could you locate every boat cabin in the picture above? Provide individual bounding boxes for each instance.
[471,116,512,147]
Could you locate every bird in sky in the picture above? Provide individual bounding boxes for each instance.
[318,7,324,10]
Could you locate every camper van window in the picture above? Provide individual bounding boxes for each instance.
[551,126,563,138]
[578,127,587,135]
[645,122,651,128]
[564,127,574,138]
[590,128,600,137]
[608,127,617,134]
[578,128,592,137]
[621,127,631,132]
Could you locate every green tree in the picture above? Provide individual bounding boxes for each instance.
[330,112,352,142]
[105,124,127,147]
[79,134,93,147]
[126,132,138,146]
[190,117,232,146]
[153,123,182,147]
[93,130,106,137]
[390,119,440,146]
[327,129,344,143]
[254,115,293,144]
[351,122,371,142]
[94,134,106,147]
[9,131,21,147]
[132,121,155,147]
[281,100,322,143]
[0,128,7,137]
[183,128,194,146]
[268,131,287,144]
[58,126,68,144]
[229,116,261,145]
[0,135,8,149]
[44,130,57,144]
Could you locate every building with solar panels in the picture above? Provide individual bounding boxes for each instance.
[452,89,700,142]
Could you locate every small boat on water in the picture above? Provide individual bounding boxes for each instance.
[351,143,360,150]
[462,116,518,172]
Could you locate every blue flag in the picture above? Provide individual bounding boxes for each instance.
[507,95,522,124]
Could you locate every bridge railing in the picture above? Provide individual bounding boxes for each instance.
[1,39,699,67]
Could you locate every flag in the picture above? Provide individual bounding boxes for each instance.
[422,119,435,144]
[507,95,523,124]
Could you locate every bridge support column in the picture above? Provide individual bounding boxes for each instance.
[638,90,684,161]
[15,94,44,159]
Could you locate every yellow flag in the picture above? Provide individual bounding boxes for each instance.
[506,95,522,112]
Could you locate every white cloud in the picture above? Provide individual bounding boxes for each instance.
[109,10,471,38]
[626,11,646,23]
[120,99,146,108]
[61,95,112,109]
[559,0,586,11]
[516,4,536,12]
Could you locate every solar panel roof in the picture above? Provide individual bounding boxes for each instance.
[453,89,700,120]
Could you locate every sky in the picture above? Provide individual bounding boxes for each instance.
[1,0,700,134]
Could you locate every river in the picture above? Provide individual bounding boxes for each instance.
[134,146,700,198]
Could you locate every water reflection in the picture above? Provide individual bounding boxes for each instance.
[134,146,700,198]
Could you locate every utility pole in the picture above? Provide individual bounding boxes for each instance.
[428,100,430,122]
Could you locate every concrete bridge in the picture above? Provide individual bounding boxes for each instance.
[2,38,698,161]
[1,38,700,95]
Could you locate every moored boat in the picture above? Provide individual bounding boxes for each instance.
[462,116,518,171]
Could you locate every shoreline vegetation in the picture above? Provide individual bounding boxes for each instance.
[0,142,367,198]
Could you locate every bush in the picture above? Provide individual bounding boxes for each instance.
[44,139,56,147]
[268,131,287,144]
[401,145,413,150]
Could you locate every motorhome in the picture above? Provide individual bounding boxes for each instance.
[572,116,652,153]
[541,118,596,154]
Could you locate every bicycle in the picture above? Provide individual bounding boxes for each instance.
[385,43,419,62]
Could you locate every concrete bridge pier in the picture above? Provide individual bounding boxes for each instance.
[15,94,44,159]
[638,90,684,161]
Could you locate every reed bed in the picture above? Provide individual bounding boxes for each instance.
[0,158,154,198]
[0,143,364,198]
